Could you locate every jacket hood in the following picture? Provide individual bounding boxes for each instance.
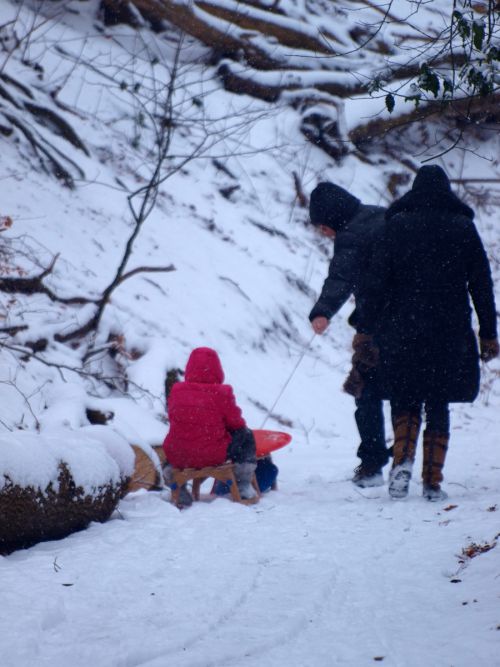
[309,182,361,232]
[386,165,474,220]
[412,165,451,193]
[184,347,225,384]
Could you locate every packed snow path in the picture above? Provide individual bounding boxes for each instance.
[2,407,499,667]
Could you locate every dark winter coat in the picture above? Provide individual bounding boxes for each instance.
[163,348,246,468]
[309,204,386,327]
[357,166,497,404]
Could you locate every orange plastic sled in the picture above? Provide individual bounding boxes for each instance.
[253,429,292,457]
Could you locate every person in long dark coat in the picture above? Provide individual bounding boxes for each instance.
[356,165,498,500]
[308,182,391,487]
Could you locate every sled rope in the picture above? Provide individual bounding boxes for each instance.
[260,333,316,428]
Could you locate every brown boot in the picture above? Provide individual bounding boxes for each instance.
[389,412,422,499]
[422,431,449,501]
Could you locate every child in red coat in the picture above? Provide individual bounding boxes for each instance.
[162,347,257,506]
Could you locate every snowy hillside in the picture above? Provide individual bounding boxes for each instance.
[1,1,500,665]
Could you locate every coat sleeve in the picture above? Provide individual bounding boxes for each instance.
[466,222,498,340]
[309,229,363,321]
[219,385,247,432]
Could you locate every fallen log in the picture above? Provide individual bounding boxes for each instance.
[196,0,338,53]
[348,92,500,149]
[101,0,281,69]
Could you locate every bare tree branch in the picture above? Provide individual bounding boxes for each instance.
[0,254,97,304]
[116,264,176,286]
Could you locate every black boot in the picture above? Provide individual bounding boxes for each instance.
[352,462,384,488]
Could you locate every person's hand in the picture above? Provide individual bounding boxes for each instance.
[311,316,330,334]
[480,338,499,362]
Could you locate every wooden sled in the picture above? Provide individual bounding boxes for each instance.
[126,445,162,493]
[169,462,260,508]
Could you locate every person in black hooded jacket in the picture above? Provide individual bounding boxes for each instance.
[356,165,498,500]
[308,182,391,487]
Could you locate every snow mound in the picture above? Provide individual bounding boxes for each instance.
[0,427,134,493]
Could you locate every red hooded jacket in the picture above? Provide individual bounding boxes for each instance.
[162,347,246,468]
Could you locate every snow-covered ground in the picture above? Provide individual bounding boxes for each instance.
[2,402,500,667]
[1,1,499,665]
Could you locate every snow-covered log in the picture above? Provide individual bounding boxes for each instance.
[101,0,281,69]
[348,93,500,150]
[218,61,362,101]
[194,0,337,53]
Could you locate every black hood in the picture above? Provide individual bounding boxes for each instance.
[386,165,474,220]
[309,182,361,231]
